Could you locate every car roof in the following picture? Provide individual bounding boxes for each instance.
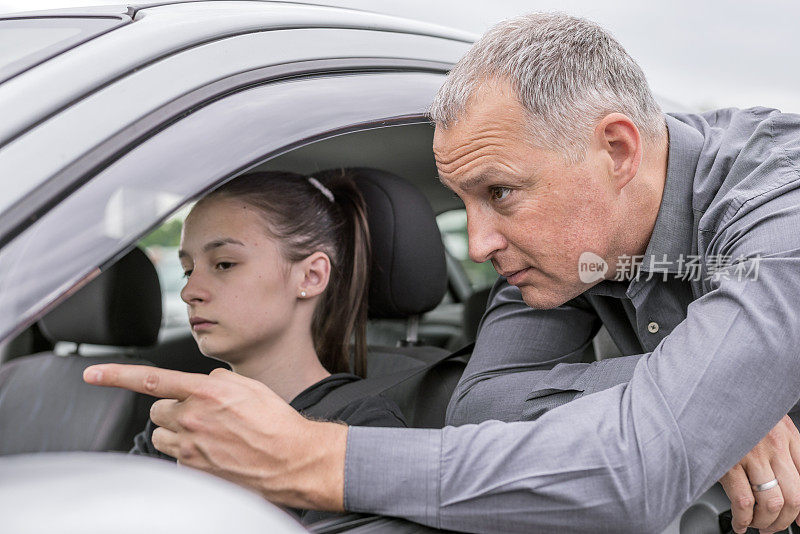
[5,0,469,39]
[0,0,474,225]
[3,1,475,46]
[0,1,474,145]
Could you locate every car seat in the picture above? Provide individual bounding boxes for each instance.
[461,285,492,344]
[319,168,467,428]
[0,247,159,454]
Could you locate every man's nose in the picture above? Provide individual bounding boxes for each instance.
[180,271,209,304]
[467,211,506,263]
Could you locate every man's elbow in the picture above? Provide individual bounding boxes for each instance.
[445,374,537,426]
[446,369,581,426]
[579,487,680,534]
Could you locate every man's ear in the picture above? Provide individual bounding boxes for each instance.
[593,113,642,191]
[296,251,331,299]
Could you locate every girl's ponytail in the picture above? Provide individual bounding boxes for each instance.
[311,169,370,378]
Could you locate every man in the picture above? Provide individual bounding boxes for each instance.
[84,13,800,534]
[435,13,800,534]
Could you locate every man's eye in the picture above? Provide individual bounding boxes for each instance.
[215,262,235,271]
[490,186,512,202]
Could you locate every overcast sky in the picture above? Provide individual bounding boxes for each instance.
[2,0,798,113]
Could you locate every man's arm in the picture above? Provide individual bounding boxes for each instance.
[346,192,800,532]
[448,277,641,426]
[453,271,800,533]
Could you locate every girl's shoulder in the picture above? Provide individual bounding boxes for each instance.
[294,373,407,428]
[331,391,408,428]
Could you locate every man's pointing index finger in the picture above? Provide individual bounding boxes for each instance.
[83,364,204,401]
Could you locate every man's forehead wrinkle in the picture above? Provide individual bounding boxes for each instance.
[434,126,511,170]
[435,119,511,155]
[435,137,508,178]
[438,154,510,193]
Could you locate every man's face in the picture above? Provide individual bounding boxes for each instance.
[433,80,620,309]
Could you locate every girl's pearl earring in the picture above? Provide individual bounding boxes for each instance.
[300,290,307,298]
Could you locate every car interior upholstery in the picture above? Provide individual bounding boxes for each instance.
[342,167,448,346]
[0,247,158,455]
[337,167,467,428]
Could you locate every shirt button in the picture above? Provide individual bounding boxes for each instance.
[647,321,659,334]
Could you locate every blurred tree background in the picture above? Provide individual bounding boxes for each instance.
[138,218,182,248]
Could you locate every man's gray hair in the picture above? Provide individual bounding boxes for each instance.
[429,13,666,161]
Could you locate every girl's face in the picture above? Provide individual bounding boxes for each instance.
[178,197,302,363]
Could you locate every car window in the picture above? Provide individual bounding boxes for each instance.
[436,209,498,291]
[138,207,191,330]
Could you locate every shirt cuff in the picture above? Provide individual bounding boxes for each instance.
[344,425,442,527]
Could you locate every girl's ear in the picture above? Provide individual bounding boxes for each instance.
[297,251,331,299]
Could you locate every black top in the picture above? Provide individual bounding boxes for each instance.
[131,372,407,460]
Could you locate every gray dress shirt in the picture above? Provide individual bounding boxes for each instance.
[344,108,800,533]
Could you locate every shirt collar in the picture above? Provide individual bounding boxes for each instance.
[637,114,704,273]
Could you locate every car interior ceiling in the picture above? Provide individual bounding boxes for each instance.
[0,122,621,456]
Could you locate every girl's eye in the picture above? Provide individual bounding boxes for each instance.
[215,262,235,271]
[490,186,512,202]
[182,269,193,279]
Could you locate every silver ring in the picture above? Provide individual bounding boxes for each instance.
[751,478,779,492]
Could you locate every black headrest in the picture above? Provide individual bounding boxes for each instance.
[38,247,162,347]
[330,168,447,319]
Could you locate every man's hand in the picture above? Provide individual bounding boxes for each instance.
[83,364,348,511]
[720,415,800,534]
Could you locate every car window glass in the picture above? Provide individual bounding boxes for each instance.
[436,209,498,290]
[0,71,442,343]
[138,207,191,330]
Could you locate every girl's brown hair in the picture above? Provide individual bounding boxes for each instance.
[201,170,370,377]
